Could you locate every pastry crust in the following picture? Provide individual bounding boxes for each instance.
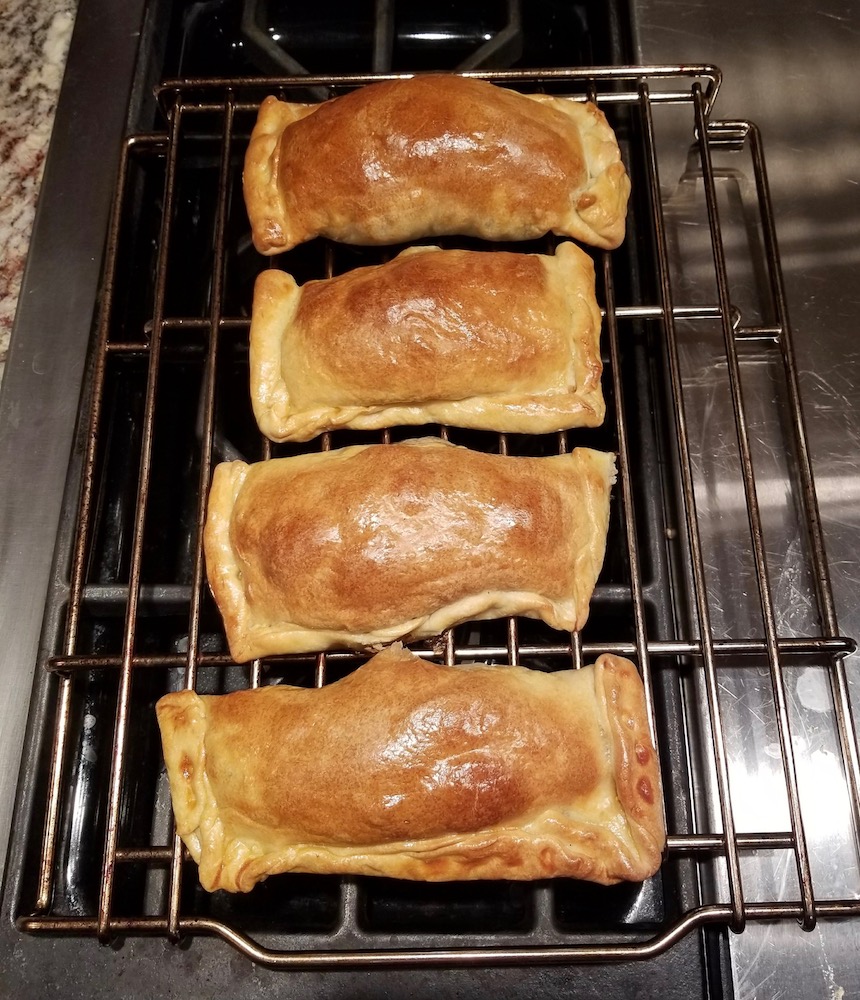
[156,646,665,892]
[250,242,604,442]
[243,75,630,253]
[203,439,615,661]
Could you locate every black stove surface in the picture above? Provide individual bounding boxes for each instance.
[174,0,618,77]
[0,0,733,997]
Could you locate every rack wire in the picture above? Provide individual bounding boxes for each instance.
[15,66,860,967]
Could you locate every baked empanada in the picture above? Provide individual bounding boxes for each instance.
[243,74,630,253]
[251,242,604,442]
[204,439,615,661]
[156,645,665,892]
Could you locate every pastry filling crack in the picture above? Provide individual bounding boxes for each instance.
[156,646,666,892]
[203,438,616,661]
[250,242,604,442]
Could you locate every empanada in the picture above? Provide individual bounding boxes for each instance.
[204,439,615,661]
[156,645,665,892]
[243,74,630,253]
[251,242,604,442]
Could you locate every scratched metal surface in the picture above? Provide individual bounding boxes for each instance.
[636,2,860,997]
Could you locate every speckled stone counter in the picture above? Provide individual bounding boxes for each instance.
[0,0,76,385]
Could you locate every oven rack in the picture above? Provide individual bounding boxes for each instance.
[15,66,860,967]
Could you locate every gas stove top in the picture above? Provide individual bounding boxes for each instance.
[1,1,858,998]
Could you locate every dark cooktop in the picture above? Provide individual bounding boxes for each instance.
[4,0,856,997]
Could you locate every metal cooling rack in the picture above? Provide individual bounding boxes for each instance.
[15,66,860,967]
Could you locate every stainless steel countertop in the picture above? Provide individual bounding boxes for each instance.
[635,3,860,997]
[0,1,857,996]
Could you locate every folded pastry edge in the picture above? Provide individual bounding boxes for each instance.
[249,268,301,438]
[243,95,316,255]
[594,653,667,879]
[531,96,631,250]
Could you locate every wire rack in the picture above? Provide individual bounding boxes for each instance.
[14,66,860,967]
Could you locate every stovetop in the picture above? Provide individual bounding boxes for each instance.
[1,1,859,998]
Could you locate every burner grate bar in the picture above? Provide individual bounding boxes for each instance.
[371,0,395,75]
[76,581,648,608]
[455,0,523,71]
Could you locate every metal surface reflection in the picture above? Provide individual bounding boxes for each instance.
[637,0,860,995]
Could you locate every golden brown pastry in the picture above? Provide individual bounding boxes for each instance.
[243,74,630,253]
[156,645,665,892]
[251,242,604,442]
[204,438,615,661]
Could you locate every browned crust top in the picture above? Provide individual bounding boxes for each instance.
[155,647,666,891]
[291,249,568,403]
[277,76,587,245]
[243,76,629,252]
[202,646,603,844]
[228,443,596,632]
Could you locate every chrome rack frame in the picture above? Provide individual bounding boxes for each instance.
[16,66,860,967]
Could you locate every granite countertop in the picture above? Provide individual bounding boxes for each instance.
[0,0,76,387]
